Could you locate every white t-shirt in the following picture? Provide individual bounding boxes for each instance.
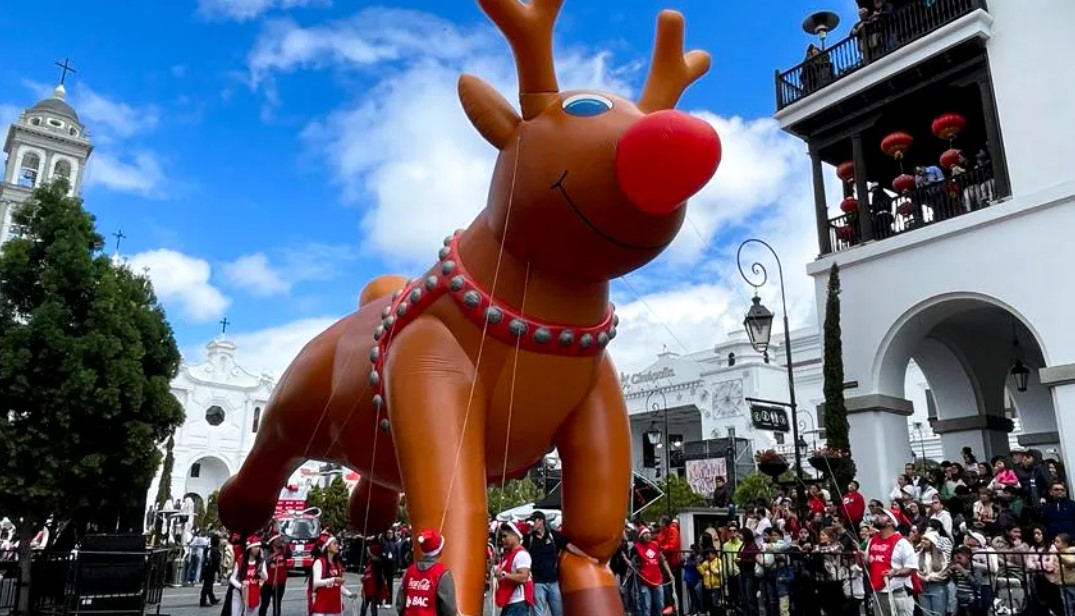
[507,549,532,604]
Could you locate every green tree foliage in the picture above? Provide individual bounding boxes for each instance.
[732,472,776,508]
[487,478,543,517]
[319,476,351,534]
[155,436,176,508]
[198,490,221,530]
[640,475,707,523]
[822,263,857,491]
[0,181,185,610]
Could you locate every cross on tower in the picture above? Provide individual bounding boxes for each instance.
[112,229,126,253]
[219,317,231,335]
[55,58,77,85]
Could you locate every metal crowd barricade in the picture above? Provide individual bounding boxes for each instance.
[0,548,171,616]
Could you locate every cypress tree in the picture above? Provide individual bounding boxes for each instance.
[822,263,856,490]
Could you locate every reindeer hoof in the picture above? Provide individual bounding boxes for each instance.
[563,586,624,616]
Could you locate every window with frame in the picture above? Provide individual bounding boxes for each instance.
[252,407,261,433]
[54,159,72,180]
[190,463,201,478]
[18,152,41,187]
[205,405,225,426]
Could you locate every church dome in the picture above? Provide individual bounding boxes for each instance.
[29,85,79,122]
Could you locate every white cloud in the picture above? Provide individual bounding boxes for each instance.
[85,152,166,197]
[76,86,159,141]
[190,316,341,378]
[128,249,231,322]
[248,7,831,373]
[199,0,330,22]
[222,253,291,296]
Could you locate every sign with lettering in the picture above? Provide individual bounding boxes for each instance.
[620,366,676,387]
[685,458,728,496]
[750,404,790,433]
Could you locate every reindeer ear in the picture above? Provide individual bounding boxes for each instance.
[459,74,521,149]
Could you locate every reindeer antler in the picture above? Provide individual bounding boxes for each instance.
[638,10,711,113]
[477,0,564,119]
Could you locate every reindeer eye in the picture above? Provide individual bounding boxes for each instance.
[562,94,613,117]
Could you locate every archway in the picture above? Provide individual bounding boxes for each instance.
[183,456,231,503]
[876,294,1056,462]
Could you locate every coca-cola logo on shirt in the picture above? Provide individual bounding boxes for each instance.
[645,549,656,559]
[408,578,433,591]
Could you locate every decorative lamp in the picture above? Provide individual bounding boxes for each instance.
[840,197,858,213]
[743,295,775,354]
[836,160,856,183]
[893,173,917,193]
[1011,360,1030,393]
[932,112,967,141]
[940,148,964,170]
[835,225,855,241]
[881,131,915,160]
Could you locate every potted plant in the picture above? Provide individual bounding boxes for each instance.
[808,445,848,472]
[755,449,789,478]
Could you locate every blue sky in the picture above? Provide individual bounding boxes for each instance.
[0,0,857,376]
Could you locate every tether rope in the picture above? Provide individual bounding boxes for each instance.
[495,259,530,515]
[438,131,524,534]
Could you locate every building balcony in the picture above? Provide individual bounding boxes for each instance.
[775,0,988,111]
[828,161,998,253]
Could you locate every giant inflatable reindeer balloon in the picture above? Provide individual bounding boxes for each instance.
[219,1,720,613]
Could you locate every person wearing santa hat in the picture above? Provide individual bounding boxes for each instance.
[396,528,458,616]
[226,535,268,616]
[259,534,289,616]
[494,522,534,616]
[864,507,916,616]
[309,532,355,616]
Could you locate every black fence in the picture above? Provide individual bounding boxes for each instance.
[620,547,1075,616]
[0,549,171,616]
[776,0,987,109]
[827,161,997,253]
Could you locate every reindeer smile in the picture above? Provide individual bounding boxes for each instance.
[551,170,669,251]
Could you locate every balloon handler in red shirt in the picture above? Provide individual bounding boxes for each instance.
[396,529,459,616]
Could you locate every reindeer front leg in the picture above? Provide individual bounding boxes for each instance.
[555,355,632,616]
[385,316,489,616]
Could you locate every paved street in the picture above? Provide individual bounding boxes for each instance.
[156,574,497,616]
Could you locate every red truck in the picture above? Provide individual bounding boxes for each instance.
[273,484,321,572]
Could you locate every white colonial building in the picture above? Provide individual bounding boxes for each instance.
[1,82,92,244]
[624,324,1027,500]
[772,0,1075,498]
[144,338,276,512]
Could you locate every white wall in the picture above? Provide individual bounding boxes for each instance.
[987,0,1075,198]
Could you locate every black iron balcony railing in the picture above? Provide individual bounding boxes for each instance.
[776,0,987,110]
[828,161,996,253]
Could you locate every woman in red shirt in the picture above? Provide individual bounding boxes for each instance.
[632,526,670,616]
[260,534,288,616]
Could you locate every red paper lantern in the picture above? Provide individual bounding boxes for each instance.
[881,131,915,160]
[932,112,967,141]
[836,160,855,183]
[840,197,858,213]
[892,173,916,193]
[939,148,963,170]
[897,202,916,217]
[835,225,855,241]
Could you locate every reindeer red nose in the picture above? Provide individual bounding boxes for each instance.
[615,110,721,216]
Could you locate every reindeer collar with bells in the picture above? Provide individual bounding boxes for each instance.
[366,230,618,429]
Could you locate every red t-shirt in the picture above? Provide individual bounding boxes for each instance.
[866,533,904,592]
[634,541,663,587]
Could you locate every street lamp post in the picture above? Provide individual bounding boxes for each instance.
[646,389,671,514]
[737,238,807,522]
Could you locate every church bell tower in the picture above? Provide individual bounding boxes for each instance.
[0,61,92,245]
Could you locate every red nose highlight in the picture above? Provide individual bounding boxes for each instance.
[616,110,721,216]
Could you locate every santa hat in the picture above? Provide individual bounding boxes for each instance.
[637,526,653,537]
[268,533,284,545]
[245,535,262,550]
[315,532,337,551]
[501,521,524,539]
[415,529,445,557]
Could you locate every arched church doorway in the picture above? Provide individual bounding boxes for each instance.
[877,294,1056,464]
[183,456,231,503]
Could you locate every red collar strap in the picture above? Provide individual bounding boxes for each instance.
[367,231,617,431]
